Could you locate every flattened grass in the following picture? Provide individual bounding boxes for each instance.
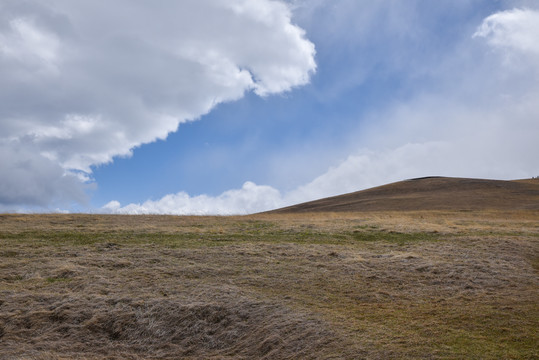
[0,211,537,359]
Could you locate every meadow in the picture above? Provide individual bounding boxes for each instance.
[0,210,537,359]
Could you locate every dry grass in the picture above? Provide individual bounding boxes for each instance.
[0,211,538,359]
[270,177,539,213]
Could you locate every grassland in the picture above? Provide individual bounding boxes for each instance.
[270,177,539,213]
[0,211,538,359]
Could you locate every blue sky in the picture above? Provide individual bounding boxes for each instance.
[1,0,538,214]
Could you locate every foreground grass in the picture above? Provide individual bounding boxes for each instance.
[0,211,537,359]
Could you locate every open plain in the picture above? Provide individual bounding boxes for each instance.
[1,178,538,359]
[0,210,537,359]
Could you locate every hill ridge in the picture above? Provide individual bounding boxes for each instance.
[268,176,539,213]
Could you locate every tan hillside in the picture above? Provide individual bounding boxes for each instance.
[270,176,539,213]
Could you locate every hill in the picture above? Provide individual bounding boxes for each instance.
[270,176,539,213]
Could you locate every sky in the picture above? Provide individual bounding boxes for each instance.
[1,0,538,214]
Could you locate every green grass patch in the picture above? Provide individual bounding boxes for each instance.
[346,230,440,244]
[0,227,442,248]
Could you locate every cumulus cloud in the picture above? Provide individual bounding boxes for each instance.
[0,0,315,210]
[103,181,285,215]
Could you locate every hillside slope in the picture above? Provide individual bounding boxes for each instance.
[270,177,539,213]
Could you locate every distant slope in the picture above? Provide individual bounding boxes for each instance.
[270,177,539,213]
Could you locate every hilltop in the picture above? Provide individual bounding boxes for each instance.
[269,176,539,213]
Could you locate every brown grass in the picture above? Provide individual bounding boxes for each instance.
[270,177,539,213]
[0,211,538,359]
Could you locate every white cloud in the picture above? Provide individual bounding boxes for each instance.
[104,181,285,215]
[286,143,450,204]
[0,17,61,74]
[473,8,539,55]
[0,0,315,210]
[0,141,87,209]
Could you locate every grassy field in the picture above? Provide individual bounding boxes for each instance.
[0,211,538,359]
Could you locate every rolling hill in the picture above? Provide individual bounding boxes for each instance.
[269,176,539,213]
